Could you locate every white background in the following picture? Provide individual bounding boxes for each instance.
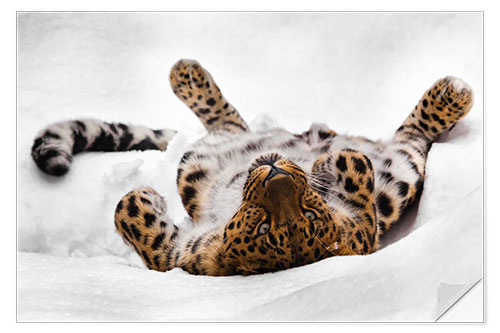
[1,0,498,330]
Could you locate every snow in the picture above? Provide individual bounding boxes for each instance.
[17,13,483,321]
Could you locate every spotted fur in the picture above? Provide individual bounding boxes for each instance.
[31,119,176,176]
[34,59,473,275]
[169,59,249,133]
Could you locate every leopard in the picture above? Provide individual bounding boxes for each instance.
[31,59,474,276]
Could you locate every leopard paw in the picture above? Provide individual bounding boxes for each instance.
[423,76,474,131]
[114,187,178,271]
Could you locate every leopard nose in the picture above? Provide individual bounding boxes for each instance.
[263,165,292,187]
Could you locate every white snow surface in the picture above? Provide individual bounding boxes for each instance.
[17,13,483,321]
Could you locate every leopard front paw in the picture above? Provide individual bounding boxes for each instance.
[114,187,178,272]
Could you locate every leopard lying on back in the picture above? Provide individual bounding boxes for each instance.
[185,125,417,229]
[31,59,473,276]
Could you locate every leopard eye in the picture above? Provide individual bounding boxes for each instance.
[258,222,270,235]
[304,210,317,221]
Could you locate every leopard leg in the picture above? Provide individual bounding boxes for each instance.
[174,157,215,223]
[398,76,473,143]
[169,59,249,133]
[114,187,229,275]
[312,149,379,254]
[114,187,179,272]
[376,76,474,234]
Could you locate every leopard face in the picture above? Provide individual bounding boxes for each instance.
[221,153,339,275]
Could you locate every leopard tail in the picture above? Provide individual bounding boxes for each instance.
[31,118,176,176]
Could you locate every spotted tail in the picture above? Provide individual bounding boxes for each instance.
[31,119,176,176]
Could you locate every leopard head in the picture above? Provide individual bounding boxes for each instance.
[221,153,340,275]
